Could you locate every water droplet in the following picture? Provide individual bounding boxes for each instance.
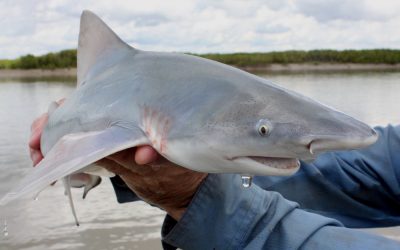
[241,175,252,188]
[3,219,8,237]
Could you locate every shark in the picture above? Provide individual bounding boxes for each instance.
[0,11,378,224]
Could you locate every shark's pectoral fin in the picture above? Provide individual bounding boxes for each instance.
[0,126,148,206]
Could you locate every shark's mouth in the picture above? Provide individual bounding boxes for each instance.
[231,156,300,176]
[248,157,300,169]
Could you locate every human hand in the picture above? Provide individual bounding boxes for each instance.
[29,99,65,166]
[28,100,207,221]
[100,147,207,221]
[29,112,48,166]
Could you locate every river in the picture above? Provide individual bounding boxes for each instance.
[0,71,399,249]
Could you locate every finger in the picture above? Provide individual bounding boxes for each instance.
[135,146,158,165]
[30,113,48,132]
[108,149,137,168]
[29,99,64,150]
[29,100,64,168]
[29,114,48,150]
[29,129,43,150]
[107,148,157,175]
[31,151,44,166]
[29,148,38,161]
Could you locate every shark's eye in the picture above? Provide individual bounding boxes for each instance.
[256,119,272,136]
[258,125,269,136]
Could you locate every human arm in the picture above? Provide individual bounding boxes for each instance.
[160,174,399,249]
[254,125,400,228]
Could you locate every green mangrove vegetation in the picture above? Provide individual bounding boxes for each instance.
[198,49,400,67]
[1,49,400,70]
[0,49,76,69]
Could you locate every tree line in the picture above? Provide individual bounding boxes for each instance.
[0,50,76,69]
[1,49,400,69]
[198,49,400,67]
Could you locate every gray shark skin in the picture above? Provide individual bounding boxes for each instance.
[0,10,378,207]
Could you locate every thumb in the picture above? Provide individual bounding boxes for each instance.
[135,146,158,165]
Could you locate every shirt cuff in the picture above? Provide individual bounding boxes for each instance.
[160,174,290,249]
[109,175,140,203]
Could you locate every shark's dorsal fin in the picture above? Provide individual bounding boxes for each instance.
[77,10,135,86]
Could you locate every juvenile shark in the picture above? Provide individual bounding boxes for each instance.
[1,11,377,211]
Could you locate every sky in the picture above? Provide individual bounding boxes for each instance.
[1,0,400,59]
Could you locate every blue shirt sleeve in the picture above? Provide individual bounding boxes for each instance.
[254,125,400,228]
[161,174,400,249]
[109,175,140,203]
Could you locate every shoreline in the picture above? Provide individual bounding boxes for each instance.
[0,63,399,78]
[0,68,77,78]
[240,63,400,73]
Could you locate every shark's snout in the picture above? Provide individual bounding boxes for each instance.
[298,110,379,157]
[276,100,380,160]
[307,128,378,155]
